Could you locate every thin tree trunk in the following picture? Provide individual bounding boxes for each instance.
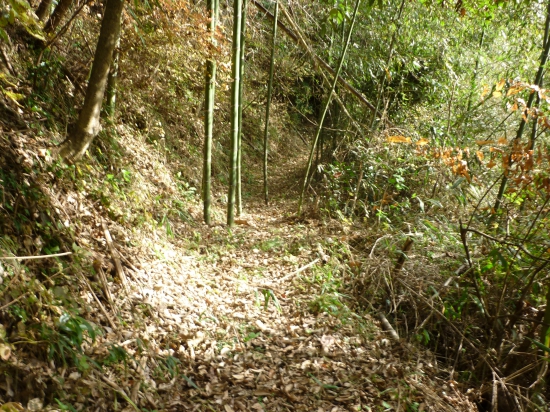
[58,0,124,161]
[298,0,362,214]
[105,35,121,118]
[236,0,247,217]
[202,0,219,225]
[263,0,278,206]
[493,0,550,214]
[461,27,485,142]
[36,0,53,22]
[227,0,243,227]
[44,0,73,34]
[369,0,405,130]
[252,0,392,127]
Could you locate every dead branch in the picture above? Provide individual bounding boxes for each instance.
[278,258,320,283]
[101,220,130,296]
[377,312,400,340]
[79,273,117,330]
[0,251,72,260]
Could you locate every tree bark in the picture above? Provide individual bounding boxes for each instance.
[236,0,247,217]
[202,0,218,225]
[36,0,53,22]
[44,0,73,34]
[227,0,243,226]
[105,35,121,118]
[263,0,278,206]
[58,0,124,161]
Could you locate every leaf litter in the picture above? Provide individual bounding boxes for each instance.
[0,122,477,411]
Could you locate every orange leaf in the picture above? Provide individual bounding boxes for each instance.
[497,137,508,146]
[476,140,495,146]
[493,91,502,98]
[476,151,484,161]
[487,160,496,168]
[506,86,522,96]
[386,135,412,144]
[511,102,518,111]
[481,85,490,98]
[496,79,506,91]
[416,138,429,146]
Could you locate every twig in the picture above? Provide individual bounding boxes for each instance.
[459,220,473,268]
[119,255,146,286]
[0,251,72,260]
[377,312,399,340]
[101,220,130,296]
[491,371,498,412]
[396,277,519,407]
[42,0,93,50]
[80,274,117,330]
[464,226,550,263]
[450,335,464,380]
[0,293,29,311]
[96,266,117,315]
[369,235,390,258]
[97,375,140,411]
[277,258,320,283]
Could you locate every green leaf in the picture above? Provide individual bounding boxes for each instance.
[9,0,32,14]
[0,28,9,42]
[527,337,550,354]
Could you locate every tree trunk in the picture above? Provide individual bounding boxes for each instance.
[58,0,124,161]
[202,0,218,225]
[236,0,247,217]
[105,35,121,118]
[298,0,362,214]
[36,0,53,22]
[370,0,406,130]
[263,0,278,206]
[44,0,73,34]
[227,0,243,226]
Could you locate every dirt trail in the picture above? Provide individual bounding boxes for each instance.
[0,126,475,411]
[115,152,476,412]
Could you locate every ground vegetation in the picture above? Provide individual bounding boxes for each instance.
[0,0,550,410]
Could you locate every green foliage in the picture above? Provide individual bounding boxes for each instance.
[0,0,45,42]
[40,313,102,371]
[260,288,281,312]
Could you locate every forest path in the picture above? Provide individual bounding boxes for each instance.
[117,147,474,412]
[0,120,474,411]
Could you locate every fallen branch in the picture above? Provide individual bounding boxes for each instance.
[277,258,320,283]
[102,220,130,296]
[0,44,15,76]
[377,312,400,340]
[96,265,117,315]
[396,277,520,407]
[369,235,390,258]
[0,251,72,260]
[0,293,29,311]
[80,274,117,330]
